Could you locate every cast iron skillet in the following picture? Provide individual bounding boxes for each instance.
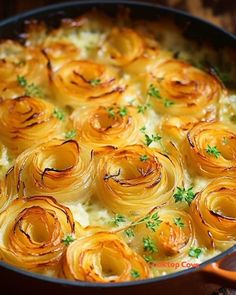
[0,1,235,294]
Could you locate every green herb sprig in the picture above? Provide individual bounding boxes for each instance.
[144,133,162,147]
[173,217,185,228]
[140,155,149,162]
[62,235,75,246]
[124,228,135,238]
[147,84,174,108]
[65,129,77,139]
[53,109,65,121]
[17,75,43,98]
[188,247,202,258]
[137,103,152,114]
[173,187,196,205]
[111,214,126,227]
[90,78,101,86]
[143,237,158,253]
[107,106,128,118]
[206,145,221,158]
[130,269,140,279]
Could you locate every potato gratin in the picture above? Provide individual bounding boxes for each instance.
[0,9,235,283]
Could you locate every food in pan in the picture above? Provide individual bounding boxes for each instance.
[0,9,235,282]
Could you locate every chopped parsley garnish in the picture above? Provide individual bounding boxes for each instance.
[164,99,174,108]
[137,103,152,114]
[140,155,149,162]
[173,187,196,205]
[143,237,158,253]
[119,106,128,117]
[206,145,221,158]
[107,107,116,118]
[130,269,140,279]
[111,214,126,226]
[147,84,161,99]
[17,75,43,98]
[107,106,128,118]
[173,217,185,228]
[53,109,65,121]
[144,133,162,147]
[17,75,27,87]
[90,78,101,86]
[65,129,77,139]
[62,235,75,246]
[147,84,174,107]
[140,126,146,133]
[143,255,154,263]
[188,247,202,258]
[138,212,162,232]
[124,228,135,238]
[124,212,162,237]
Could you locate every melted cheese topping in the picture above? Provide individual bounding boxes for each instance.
[0,10,235,282]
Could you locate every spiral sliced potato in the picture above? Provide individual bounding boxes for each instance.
[71,104,145,148]
[190,177,236,249]
[184,121,236,177]
[0,96,63,156]
[0,196,75,271]
[6,139,94,203]
[52,60,125,107]
[94,144,183,217]
[62,232,150,282]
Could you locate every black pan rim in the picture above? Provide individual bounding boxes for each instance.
[0,0,235,41]
[0,0,235,288]
[0,245,235,288]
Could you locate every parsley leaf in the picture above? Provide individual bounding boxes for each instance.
[188,247,202,258]
[144,133,162,147]
[127,211,162,234]
[107,107,116,118]
[173,217,185,228]
[143,255,154,263]
[107,106,128,118]
[130,269,140,279]
[173,187,196,205]
[90,78,101,86]
[124,228,135,238]
[143,237,158,253]
[119,106,128,117]
[65,129,77,139]
[164,99,174,108]
[53,109,65,121]
[17,75,27,87]
[146,213,162,232]
[206,145,221,158]
[137,212,162,232]
[137,103,152,114]
[148,84,161,99]
[111,214,126,226]
[62,235,75,246]
[140,126,146,133]
[140,155,149,162]
[17,75,43,98]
